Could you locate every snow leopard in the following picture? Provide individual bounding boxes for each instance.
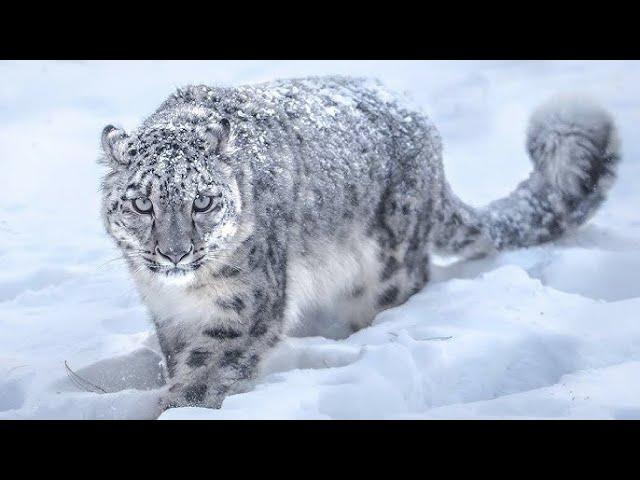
[99,76,620,411]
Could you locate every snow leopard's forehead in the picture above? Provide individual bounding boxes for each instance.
[124,126,226,205]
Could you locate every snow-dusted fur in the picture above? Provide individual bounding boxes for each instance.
[99,76,620,410]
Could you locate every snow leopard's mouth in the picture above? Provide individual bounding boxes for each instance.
[145,256,206,276]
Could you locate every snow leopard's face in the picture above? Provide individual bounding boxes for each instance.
[100,117,243,284]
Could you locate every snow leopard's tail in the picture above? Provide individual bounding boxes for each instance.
[433,97,620,256]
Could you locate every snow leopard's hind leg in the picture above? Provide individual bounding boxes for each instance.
[347,179,434,331]
[343,247,431,332]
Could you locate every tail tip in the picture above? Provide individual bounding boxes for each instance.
[526,95,620,197]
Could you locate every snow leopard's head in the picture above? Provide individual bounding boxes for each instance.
[100,109,246,285]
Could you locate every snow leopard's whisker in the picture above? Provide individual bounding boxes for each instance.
[93,251,148,272]
[94,256,127,270]
[204,257,259,285]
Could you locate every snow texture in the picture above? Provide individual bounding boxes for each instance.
[1,61,640,419]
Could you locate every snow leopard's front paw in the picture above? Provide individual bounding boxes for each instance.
[160,382,224,411]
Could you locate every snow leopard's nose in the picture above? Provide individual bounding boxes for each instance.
[156,245,193,265]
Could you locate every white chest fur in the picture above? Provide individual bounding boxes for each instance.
[133,270,243,334]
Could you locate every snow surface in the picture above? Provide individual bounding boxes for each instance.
[1,60,640,419]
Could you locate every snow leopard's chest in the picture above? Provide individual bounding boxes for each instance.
[135,273,245,338]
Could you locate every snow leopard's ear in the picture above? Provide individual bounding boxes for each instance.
[101,125,130,166]
[202,118,231,155]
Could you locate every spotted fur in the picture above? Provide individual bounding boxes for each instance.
[99,76,620,410]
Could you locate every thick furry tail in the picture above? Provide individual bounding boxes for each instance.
[433,97,620,256]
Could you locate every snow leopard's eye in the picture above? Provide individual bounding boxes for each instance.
[132,197,153,215]
[193,194,220,213]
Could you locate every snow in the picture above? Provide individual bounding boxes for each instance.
[1,60,640,419]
